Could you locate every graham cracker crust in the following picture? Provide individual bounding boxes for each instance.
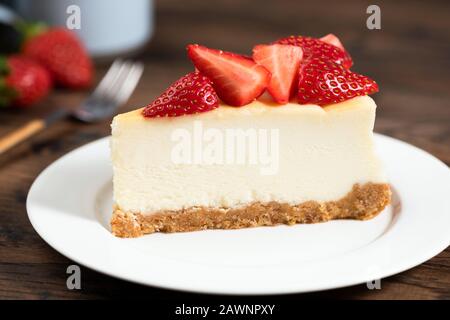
[111,183,391,238]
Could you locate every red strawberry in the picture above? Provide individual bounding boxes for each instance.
[275,35,353,69]
[142,72,219,118]
[320,34,346,51]
[187,44,271,106]
[23,27,93,89]
[253,44,303,104]
[0,55,52,108]
[297,57,378,106]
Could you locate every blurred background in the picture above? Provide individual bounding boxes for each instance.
[0,0,449,299]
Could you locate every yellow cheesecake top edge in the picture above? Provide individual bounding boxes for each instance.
[114,95,375,122]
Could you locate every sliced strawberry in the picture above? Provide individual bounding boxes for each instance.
[297,57,378,106]
[142,72,219,118]
[252,44,303,104]
[320,34,345,51]
[274,35,353,69]
[187,44,271,106]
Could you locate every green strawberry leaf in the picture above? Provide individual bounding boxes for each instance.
[15,21,48,43]
[0,56,10,76]
[0,77,17,107]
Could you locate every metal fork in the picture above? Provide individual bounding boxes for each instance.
[0,59,144,155]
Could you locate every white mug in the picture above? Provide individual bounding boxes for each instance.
[15,0,154,58]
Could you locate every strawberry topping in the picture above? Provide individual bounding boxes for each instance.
[297,57,378,106]
[253,44,303,104]
[187,44,271,106]
[319,34,346,51]
[142,72,219,117]
[142,33,378,117]
[274,35,353,69]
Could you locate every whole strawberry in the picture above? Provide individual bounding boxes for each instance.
[22,27,92,89]
[0,55,52,108]
[143,72,219,117]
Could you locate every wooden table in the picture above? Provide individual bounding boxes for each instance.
[0,0,448,300]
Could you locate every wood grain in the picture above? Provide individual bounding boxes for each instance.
[0,0,449,300]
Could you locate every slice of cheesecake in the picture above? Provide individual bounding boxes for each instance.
[111,96,390,237]
[110,36,391,237]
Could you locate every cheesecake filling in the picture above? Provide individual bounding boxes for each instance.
[111,96,387,215]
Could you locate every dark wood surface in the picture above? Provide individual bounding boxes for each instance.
[0,0,449,300]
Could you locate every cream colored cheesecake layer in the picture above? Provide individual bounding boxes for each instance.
[111,96,386,214]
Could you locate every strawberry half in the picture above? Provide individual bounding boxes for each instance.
[187,44,271,106]
[142,72,219,118]
[320,34,345,51]
[274,35,353,69]
[253,44,303,104]
[297,57,378,106]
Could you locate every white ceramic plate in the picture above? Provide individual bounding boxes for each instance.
[26,134,450,295]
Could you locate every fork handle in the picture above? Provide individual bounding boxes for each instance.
[0,119,46,154]
[0,108,69,155]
